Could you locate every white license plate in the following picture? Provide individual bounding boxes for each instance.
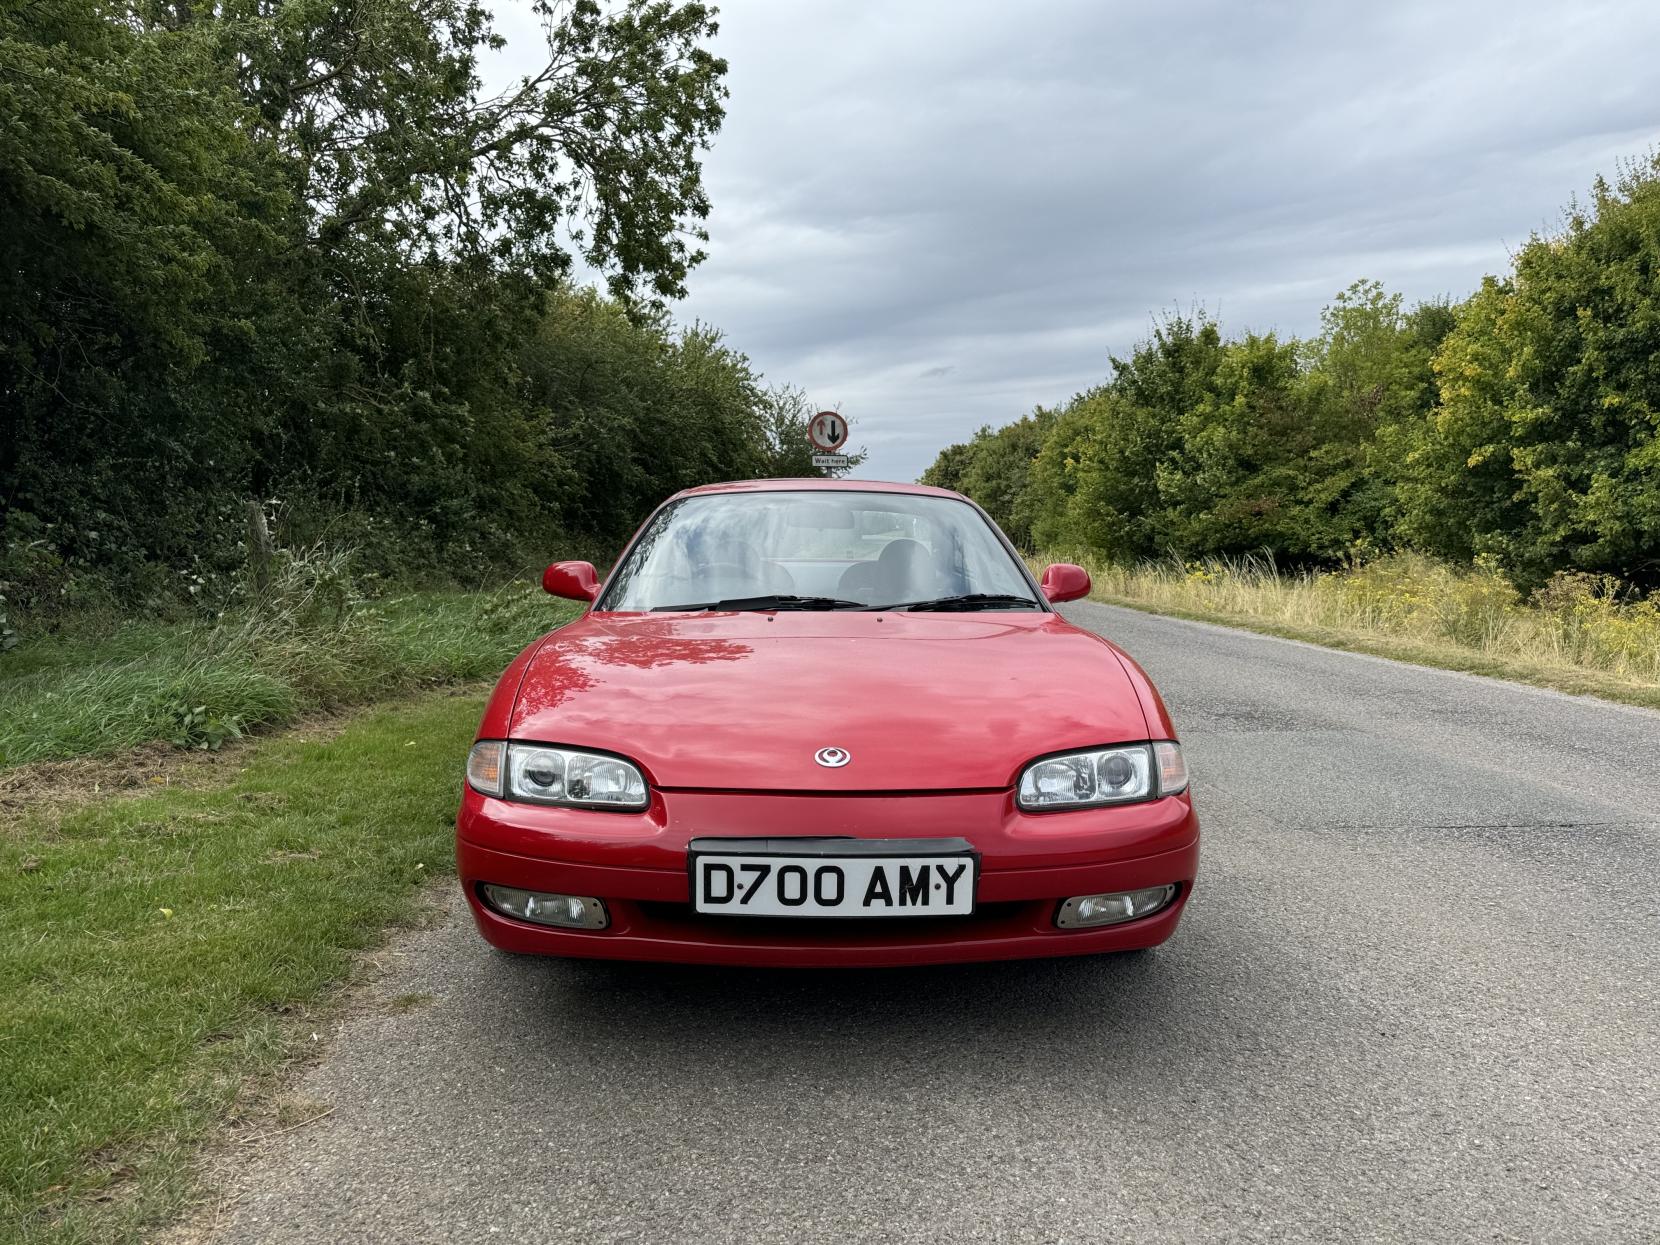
[691,850,976,918]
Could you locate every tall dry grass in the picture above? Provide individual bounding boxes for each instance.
[1062,551,1660,686]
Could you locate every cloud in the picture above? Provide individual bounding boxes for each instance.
[486,0,1660,480]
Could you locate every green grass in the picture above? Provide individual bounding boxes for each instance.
[1054,551,1660,711]
[0,688,494,1244]
[0,561,581,767]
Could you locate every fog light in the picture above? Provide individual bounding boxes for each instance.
[481,884,609,929]
[1055,884,1176,929]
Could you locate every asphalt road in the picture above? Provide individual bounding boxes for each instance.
[206,603,1660,1243]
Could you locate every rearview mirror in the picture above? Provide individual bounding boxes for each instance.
[543,560,601,603]
[1039,562,1091,604]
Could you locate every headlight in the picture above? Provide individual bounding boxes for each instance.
[1016,741,1186,810]
[467,741,649,810]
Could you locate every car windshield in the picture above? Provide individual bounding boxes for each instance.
[601,490,1041,612]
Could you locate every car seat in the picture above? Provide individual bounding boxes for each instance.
[691,536,794,596]
[836,538,946,604]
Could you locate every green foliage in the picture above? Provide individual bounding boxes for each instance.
[206,0,727,300]
[1156,330,1328,556]
[1026,316,1227,556]
[515,290,781,541]
[1302,282,1455,548]
[1401,157,1660,586]
[1395,278,1529,567]
[926,156,1660,592]
[1,0,829,634]
[925,411,1053,547]
[917,441,975,493]
[164,701,248,752]
[0,545,579,768]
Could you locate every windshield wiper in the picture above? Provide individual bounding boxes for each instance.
[651,594,871,613]
[876,592,1042,612]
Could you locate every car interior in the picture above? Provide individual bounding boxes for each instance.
[603,492,1039,611]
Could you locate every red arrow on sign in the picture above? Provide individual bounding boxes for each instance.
[808,411,848,452]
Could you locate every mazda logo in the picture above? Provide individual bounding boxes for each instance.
[814,746,851,768]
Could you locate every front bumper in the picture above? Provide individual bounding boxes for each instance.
[456,787,1199,968]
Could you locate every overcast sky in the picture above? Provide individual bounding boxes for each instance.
[491,0,1660,482]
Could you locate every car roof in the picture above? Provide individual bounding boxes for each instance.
[672,478,965,501]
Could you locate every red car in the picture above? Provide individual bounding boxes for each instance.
[457,479,1198,967]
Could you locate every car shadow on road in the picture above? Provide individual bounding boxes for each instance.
[481,946,1195,1081]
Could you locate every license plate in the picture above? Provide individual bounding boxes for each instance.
[689,838,976,918]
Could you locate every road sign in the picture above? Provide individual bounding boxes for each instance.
[811,453,849,469]
[808,411,849,452]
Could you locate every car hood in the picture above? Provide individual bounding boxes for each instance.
[510,611,1150,792]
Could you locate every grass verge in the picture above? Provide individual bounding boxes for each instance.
[0,551,580,767]
[1,687,494,1244]
[1057,552,1660,711]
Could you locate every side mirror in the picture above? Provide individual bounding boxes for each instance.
[1039,562,1091,604]
[543,560,601,603]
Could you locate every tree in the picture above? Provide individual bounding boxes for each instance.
[919,441,975,493]
[0,1,291,580]
[1300,281,1453,551]
[1,1,749,614]
[1023,396,1103,550]
[950,413,1053,547]
[1154,332,1337,557]
[1486,160,1660,583]
[180,0,727,302]
[1064,315,1226,559]
[1402,158,1660,585]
